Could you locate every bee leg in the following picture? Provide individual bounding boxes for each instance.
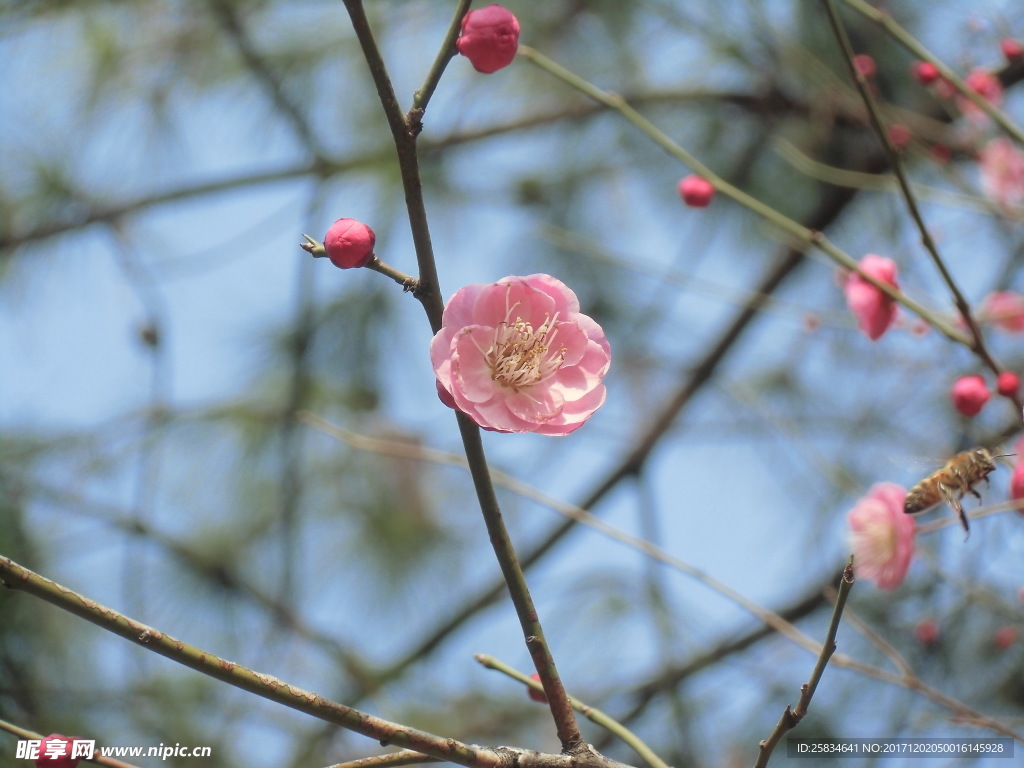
[968,488,982,501]
[942,484,971,539]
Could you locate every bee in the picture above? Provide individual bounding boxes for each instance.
[904,447,1011,537]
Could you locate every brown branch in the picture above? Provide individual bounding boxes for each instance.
[0,555,638,768]
[755,561,856,768]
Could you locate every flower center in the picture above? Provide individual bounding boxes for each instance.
[485,303,565,390]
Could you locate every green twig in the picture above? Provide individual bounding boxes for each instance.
[475,655,671,768]
[840,0,1024,145]
[408,0,473,121]
[517,45,968,347]
[755,560,856,768]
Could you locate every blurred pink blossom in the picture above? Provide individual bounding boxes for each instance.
[978,139,1024,211]
[958,68,1003,119]
[431,274,611,435]
[981,291,1024,332]
[848,482,915,590]
[844,255,899,340]
[950,374,990,417]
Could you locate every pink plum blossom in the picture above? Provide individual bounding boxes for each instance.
[431,274,611,435]
[981,291,1024,332]
[978,139,1024,212]
[844,255,899,340]
[847,482,915,590]
[456,5,520,74]
[950,374,989,417]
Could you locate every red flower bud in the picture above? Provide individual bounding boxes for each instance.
[950,375,989,417]
[35,735,80,768]
[456,5,520,74]
[888,123,912,150]
[993,626,1019,649]
[914,619,939,645]
[997,371,1020,398]
[677,175,715,207]
[854,54,876,78]
[911,61,940,85]
[324,218,375,269]
[1000,38,1023,63]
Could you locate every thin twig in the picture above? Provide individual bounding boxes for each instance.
[327,751,441,768]
[840,0,1024,145]
[474,655,670,768]
[0,556,640,768]
[821,0,1014,405]
[755,560,856,768]
[0,557,489,765]
[408,0,472,121]
[517,45,968,347]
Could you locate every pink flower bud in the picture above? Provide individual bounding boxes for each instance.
[843,255,899,341]
[993,626,1019,649]
[914,619,939,645]
[35,735,80,768]
[527,672,548,703]
[456,5,520,74]
[959,68,1004,119]
[678,175,715,208]
[1001,38,1023,62]
[911,61,940,85]
[950,375,989,417]
[1010,461,1024,506]
[854,54,876,78]
[324,218,375,269]
[888,123,912,150]
[997,371,1020,398]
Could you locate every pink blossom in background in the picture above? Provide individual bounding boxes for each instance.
[997,371,1020,398]
[853,54,876,78]
[911,61,940,85]
[847,482,915,590]
[950,374,990,417]
[981,291,1024,332]
[844,255,899,340]
[1001,38,1023,63]
[958,68,1003,118]
[1010,460,1024,510]
[431,274,611,435]
[456,5,520,74]
[914,619,939,645]
[978,138,1024,212]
